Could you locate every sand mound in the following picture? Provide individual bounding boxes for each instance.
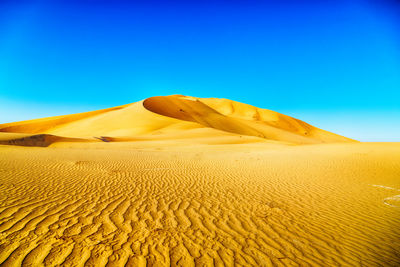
[0,95,354,147]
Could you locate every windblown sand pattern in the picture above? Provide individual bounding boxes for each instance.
[0,95,399,266]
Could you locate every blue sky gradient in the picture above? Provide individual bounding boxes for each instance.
[0,0,399,141]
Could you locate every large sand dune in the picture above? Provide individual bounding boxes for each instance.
[0,95,354,146]
[0,95,399,266]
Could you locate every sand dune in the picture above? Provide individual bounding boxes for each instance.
[0,95,399,266]
[0,95,354,145]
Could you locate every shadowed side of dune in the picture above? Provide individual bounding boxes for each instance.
[193,97,356,143]
[200,97,319,135]
[143,95,270,138]
[143,95,354,144]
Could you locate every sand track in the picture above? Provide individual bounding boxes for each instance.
[1,143,399,266]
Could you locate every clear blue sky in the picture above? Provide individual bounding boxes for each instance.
[0,0,399,141]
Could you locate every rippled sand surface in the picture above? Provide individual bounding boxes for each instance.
[1,142,399,266]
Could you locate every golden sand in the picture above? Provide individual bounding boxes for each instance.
[0,95,399,266]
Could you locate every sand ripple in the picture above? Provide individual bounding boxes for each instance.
[1,144,399,266]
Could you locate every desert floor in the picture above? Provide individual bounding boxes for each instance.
[0,142,399,266]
